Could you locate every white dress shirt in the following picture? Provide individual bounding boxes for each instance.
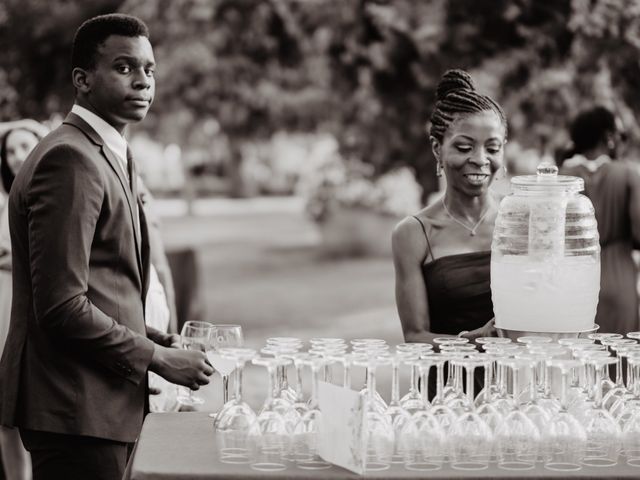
[71,104,129,180]
[71,104,140,231]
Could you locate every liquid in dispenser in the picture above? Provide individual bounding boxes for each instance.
[491,163,600,333]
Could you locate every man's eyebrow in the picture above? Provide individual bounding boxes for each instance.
[112,55,155,66]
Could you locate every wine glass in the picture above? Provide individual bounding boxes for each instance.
[448,357,493,471]
[213,347,257,463]
[248,356,294,472]
[353,354,395,471]
[292,355,332,470]
[177,320,213,406]
[207,324,243,404]
[494,358,540,470]
[544,359,587,472]
[581,356,621,467]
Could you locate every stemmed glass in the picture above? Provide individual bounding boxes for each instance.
[544,359,587,472]
[213,347,257,463]
[448,357,493,470]
[353,353,394,471]
[494,358,540,471]
[581,356,621,467]
[621,353,640,465]
[177,320,213,406]
[397,343,432,413]
[292,355,332,470]
[398,359,446,472]
[207,324,243,404]
[248,356,293,472]
[386,351,418,464]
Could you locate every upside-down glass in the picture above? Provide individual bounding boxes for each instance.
[581,356,621,467]
[353,354,395,471]
[248,356,293,472]
[398,361,446,472]
[177,321,213,406]
[495,358,540,470]
[448,358,493,470]
[213,347,257,463]
[292,355,332,470]
[544,359,587,472]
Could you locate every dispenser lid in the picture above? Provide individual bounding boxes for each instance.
[511,162,584,193]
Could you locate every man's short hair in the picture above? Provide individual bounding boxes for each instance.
[71,13,149,71]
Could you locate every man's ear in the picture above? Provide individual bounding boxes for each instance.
[72,67,92,94]
[430,136,441,162]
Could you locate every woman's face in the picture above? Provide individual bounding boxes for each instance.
[5,129,40,175]
[433,110,506,197]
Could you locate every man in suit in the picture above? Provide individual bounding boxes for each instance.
[0,14,214,480]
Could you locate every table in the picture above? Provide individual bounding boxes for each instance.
[124,412,640,480]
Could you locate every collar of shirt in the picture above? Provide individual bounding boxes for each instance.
[71,104,129,177]
[562,154,611,173]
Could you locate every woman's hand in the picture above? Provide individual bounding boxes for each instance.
[461,318,496,343]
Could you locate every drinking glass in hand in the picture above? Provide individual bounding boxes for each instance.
[177,321,213,406]
[208,324,244,404]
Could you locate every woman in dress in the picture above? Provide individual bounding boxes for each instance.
[392,69,507,345]
[0,125,45,480]
[560,106,640,334]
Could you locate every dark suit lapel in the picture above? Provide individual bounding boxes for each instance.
[63,113,144,279]
[139,202,151,305]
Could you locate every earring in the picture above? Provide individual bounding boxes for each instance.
[503,165,508,175]
[436,162,442,178]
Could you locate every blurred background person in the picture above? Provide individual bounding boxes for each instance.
[560,106,640,334]
[0,122,46,480]
[138,177,180,412]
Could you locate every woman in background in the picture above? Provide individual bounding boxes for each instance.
[392,69,506,345]
[561,106,640,334]
[0,124,45,480]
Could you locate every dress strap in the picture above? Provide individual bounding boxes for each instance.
[411,215,434,261]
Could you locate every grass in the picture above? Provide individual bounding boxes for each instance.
[157,203,406,410]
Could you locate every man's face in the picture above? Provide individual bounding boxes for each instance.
[84,35,155,131]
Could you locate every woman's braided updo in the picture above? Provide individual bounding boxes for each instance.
[429,69,507,142]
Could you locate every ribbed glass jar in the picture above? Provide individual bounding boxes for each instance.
[491,164,600,333]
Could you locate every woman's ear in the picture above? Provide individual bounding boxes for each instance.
[430,136,441,162]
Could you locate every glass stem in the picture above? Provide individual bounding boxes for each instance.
[294,363,304,402]
[512,367,519,407]
[529,363,538,403]
[420,363,431,405]
[268,366,277,402]
[435,362,445,403]
[410,365,419,395]
[222,375,229,404]
[466,365,475,405]
[234,362,243,402]
[390,361,400,405]
[310,365,320,409]
[367,364,377,403]
[616,350,624,387]
[633,363,640,398]
[560,369,569,411]
[344,361,351,389]
[593,366,603,410]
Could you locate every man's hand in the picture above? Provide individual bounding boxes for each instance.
[149,346,214,390]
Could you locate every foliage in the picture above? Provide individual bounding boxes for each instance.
[298,135,421,222]
[1,0,640,200]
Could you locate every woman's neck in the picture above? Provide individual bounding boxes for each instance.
[443,191,493,221]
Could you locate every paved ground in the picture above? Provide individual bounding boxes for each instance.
[153,196,406,411]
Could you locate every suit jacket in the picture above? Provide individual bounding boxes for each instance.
[0,113,156,442]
